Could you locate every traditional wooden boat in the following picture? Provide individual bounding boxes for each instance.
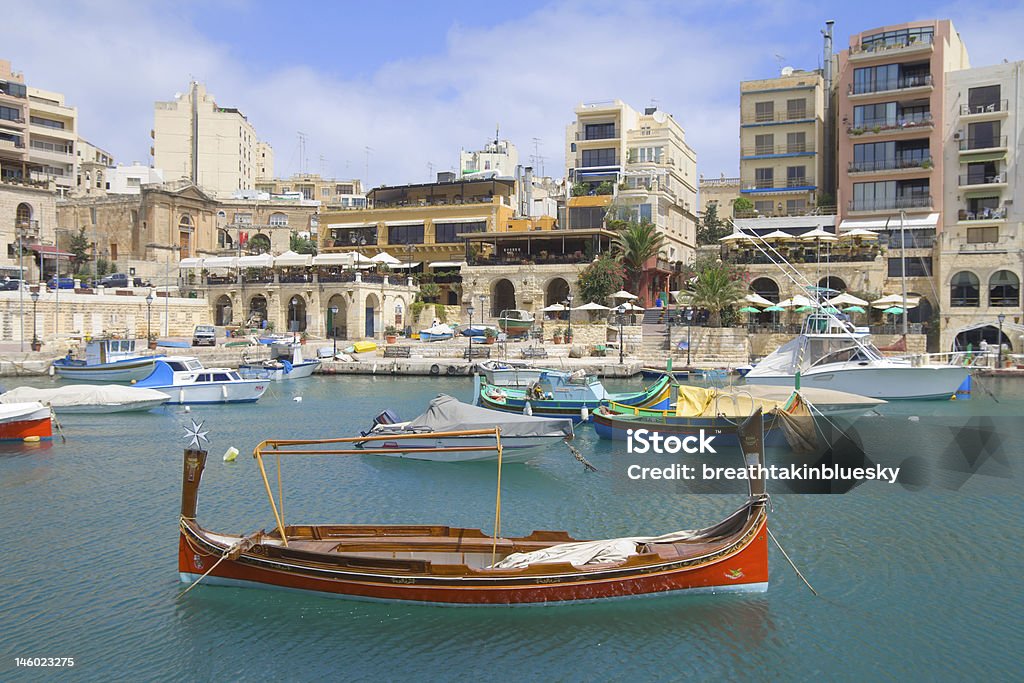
[496,309,534,337]
[178,412,770,605]
[474,372,671,420]
[0,402,53,441]
[52,338,162,383]
[238,340,321,381]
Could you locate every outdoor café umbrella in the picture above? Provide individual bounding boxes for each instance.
[763,305,785,312]
[821,306,841,315]
[872,294,919,309]
[827,292,869,307]
[540,303,567,312]
[795,305,816,313]
[761,229,793,241]
[370,251,402,265]
[738,306,761,313]
[843,306,866,314]
[573,302,610,311]
[883,306,905,315]
[611,290,638,300]
[719,231,752,243]
[744,292,774,307]
[621,302,646,311]
[800,227,838,241]
[839,228,880,240]
[777,294,815,308]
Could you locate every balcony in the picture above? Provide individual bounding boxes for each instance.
[742,177,816,194]
[846,112,933,136]
[850,35,934,61]
[0,138,25,151]
[847,195,933,213]
[958,136,1008,154]
[958,173,1007,190]
[959,100,1009,119]
[956,207,1007,224]
[848,74,933,99]
[848,157,933,175]
[740,111,814,126]
[740,143,816,158]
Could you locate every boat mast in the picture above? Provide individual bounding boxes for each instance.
[899,210,908,336]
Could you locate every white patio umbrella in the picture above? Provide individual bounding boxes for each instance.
[827,292,869,307]
[573,302,610,311]
[777,294,816,308]
[274,250,313,267]
[611,290,638,300]
[744,292,775,307]
[840,228,880,240]
[872,294,919,309]
[370,251,401,265]
[621,302,646,311]
[237,253,275,268]
[799,227,838,242]
[540,303,567,312]
[719,232,752,243]
[761,229,793,241]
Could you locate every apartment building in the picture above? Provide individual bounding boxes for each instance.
[25,86,78,195]
[75,139,114,197]
[564,100,698,263]
[255,141,274,180]
[255,174,365,210]
[153,82,271,198]
[937,60,1023,351]
[698,174,742,218]
[0,60,30,183]
[739,68,827,217]
[460,136,518,176]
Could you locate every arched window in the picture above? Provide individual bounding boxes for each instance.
[248,234,271,254]
[178,214,194,257]
[269,212,288,227]
[178,214,194,230]
[989,270,1019,307]
[217,229,233,249]
[750,277,780,303]
[16,202,32,227]
[950,271,980,307]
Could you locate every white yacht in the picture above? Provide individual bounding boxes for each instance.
[135,357,267,404]
[744,314,968,400]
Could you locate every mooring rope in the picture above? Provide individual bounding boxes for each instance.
[766,525,818,596]
[565,440,597,472]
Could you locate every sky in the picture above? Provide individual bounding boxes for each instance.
[6,0,1024,189]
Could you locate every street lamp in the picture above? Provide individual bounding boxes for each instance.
[146,289,156,346]
[997,313,1006,368]
[30,289,40,351]
[565,294,574,343]
[467,303,476,360]
[290,296,299,343]
[329,305,339,356]
[685,307,694,367]
[616,303,626,365]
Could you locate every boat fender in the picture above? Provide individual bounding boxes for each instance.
[48,365,55,376]
[523,401,533,416]
[580,407,589,421]
[447,365,459,375]
[223,446,239,462]
[183,405,191,413]
[293,396,303,402]
[24,435,41,443]
[430,364,441,375]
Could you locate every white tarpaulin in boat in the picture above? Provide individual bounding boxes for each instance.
[0,385,170,409]
[405,394,573,439]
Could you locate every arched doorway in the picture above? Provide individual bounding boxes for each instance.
[217,229,233,249]
[953,326,1012,352]
[818,276,846,293]
[545,277,570,306]
[287,295,307,333]
[214,295,233,326]
[750,277,779,325]
[178,214,194,257]
[326,294,348,340]
[249,234,271,254]
[446,290,458,306]
[492,278,516,316]
[248,294,268,327]
[365,293,379,338]
[907,292,932,325]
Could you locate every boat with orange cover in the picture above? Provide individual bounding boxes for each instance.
[178,413,769,605]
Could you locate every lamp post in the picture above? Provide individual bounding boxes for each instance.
[329,305,339,356]
[616,303,626,365]
[146,289,156,346]
[565,294,574,343]
[30,289,40,351]
[290,296,299,343]
[467,303,476,360]
[17,225,26,352]
[997,313,1006,368]
[686,307,693,367]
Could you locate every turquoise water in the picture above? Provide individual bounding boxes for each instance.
[0,375,1020,681]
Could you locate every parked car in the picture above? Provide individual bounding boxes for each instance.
[1,279,25,291]
[98,273,130,288]
[47,276,75,290]
[192,325,217,347]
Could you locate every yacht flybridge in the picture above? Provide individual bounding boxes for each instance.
[744,314,968,400]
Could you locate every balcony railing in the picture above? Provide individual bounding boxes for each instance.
[725,249,879,265]
[741,143,815,156]
[958,208,1007,221]
[959,136,1007,151]
[848,195,932,212]
[958,173,1005,186]
[960,100,1009,116]
[741,111,812,125]
[852,34,934,55]
[848,157,932,173]
[847,112,933,134]
[582,128,617,141]
[850,74,932,96]
[746,176,816,190]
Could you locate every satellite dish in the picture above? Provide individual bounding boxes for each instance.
[174,92,182,99]
[781,66,795,76]
[652,110,667,124]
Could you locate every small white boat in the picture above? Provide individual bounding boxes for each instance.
[52,338,162,383]
[0,401,53,441]
[419,324,455,342]
[478,360,552,387]
[238,340,321,381]
[0,385,170,413]
[359,394,574,463]
[134,357,267,404]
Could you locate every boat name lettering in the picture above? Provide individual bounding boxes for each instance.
[392,577,416,584]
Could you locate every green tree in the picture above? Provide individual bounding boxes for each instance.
[610,220,664,293]
[732,197,754,217]
[289,232,318,255]
[576,253,624,304]
[419,282,441,303]
[68,227,91,272]
[681,255,748,327]
[571,182,590,197]
[595,180,614,195]
[696,204,731,245]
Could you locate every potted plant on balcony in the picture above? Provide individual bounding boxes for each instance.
[483,327,497,345]
[384,325,399,344]
[552,327,564,344]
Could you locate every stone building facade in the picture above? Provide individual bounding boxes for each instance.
[1,177,57,280]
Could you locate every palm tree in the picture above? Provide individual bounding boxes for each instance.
[688,263,746,327]
[611,220,664,294]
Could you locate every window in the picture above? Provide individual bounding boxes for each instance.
[853,102,897,128]
[632,146,663,163]
[966,227,999,244]
[387,224,424,245]
[754,134,774,155]
[965,161,998,185]
[860,27,934,51]
[786,166,807,187]
[335,184,354,195]
[321,188,329,196]
[967,85,1000,113]
[786,99,807,119]
[268,212,288,227]
[967,196,1000,218]
[754,168,773,189]
[0,105,22,121]
[989,271,1019,307]
[234,212,253,225]
[333,227,377,246]
[754,200,774,215]
[888,257,932,277]
[434,221,486,243]
[639,204,653,222]
[581,148,616,167]
[786,199,806,214]
[0,80,27,97]
[29,115,64,129]
[950,271,980,307]
[109,243,118,261]
[584,123,616,140]
[966,121,1001,149]
[786,132,806,153]
[90,207,97,224]
[568,207,605,229]
[754,101,774,122]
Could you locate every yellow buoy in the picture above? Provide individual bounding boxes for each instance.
[23,435,41,443]
[223,446,239,462]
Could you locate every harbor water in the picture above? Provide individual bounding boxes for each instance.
[1,374,1020,680]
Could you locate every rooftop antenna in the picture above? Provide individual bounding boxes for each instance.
[427,161,434,180]
[297,131,307,174]
[319,154,327,176]
[364,146,373,186]
[774,54,786,73]
[531,137,545,176]
[495,123,500,145]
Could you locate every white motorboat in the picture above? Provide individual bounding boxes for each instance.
[477,360,553,387]
[134,357,267,404]
[744,314,968,400]
[358,394,574,463]
[0,385,170,413]
[52,338,162,383]
[238,340,321,381]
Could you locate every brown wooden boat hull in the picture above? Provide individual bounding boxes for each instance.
[178,517,768,605]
